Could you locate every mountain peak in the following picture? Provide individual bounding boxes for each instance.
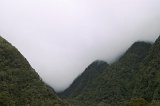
[86,60,108,70]
[128,41,152,53]
[59,60,108,98]
[119,41,152,63]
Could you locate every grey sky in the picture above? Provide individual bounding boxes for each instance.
[0,0,160,92]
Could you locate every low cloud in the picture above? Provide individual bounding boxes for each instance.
[0,0,160,92]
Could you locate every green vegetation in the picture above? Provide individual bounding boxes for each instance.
[59,60,108,99]
[59,36,160,106]
[0,36,68,106]
[1,35,160,106]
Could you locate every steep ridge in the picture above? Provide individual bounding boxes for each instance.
[133,36,160,101]
[60,40,154,105]
[59,60,108,98]
[0,36,67,106]
[2,35,159,106]
[93,41,152,105]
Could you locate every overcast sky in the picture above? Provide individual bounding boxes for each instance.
[0,0,160,92]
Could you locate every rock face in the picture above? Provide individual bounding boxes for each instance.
[60,36,160,106]
[0,36,67,106]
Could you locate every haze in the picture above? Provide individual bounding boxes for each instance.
[0,0,160,92]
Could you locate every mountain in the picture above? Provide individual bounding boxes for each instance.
[91,41,152,105]
[0,36,68,106]
[133,36,160,101]
[59,36,160,106]
[59,60,108,98]
[1,35,160,106]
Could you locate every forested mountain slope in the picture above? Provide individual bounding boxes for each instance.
[133,36,160,101]
[59,60,108,98]
[0,36,67,106]
[1,35,159,106]
[60,36,160,106]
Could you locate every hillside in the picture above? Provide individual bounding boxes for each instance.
[1,35,160,106]
[133,36,160,101]
[0,36,67,106]
[59,60,108,98]
[59,36,160,106]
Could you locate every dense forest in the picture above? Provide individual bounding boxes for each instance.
[59,36,160,106]
[0,35,160,106]
[0,36,68,106]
